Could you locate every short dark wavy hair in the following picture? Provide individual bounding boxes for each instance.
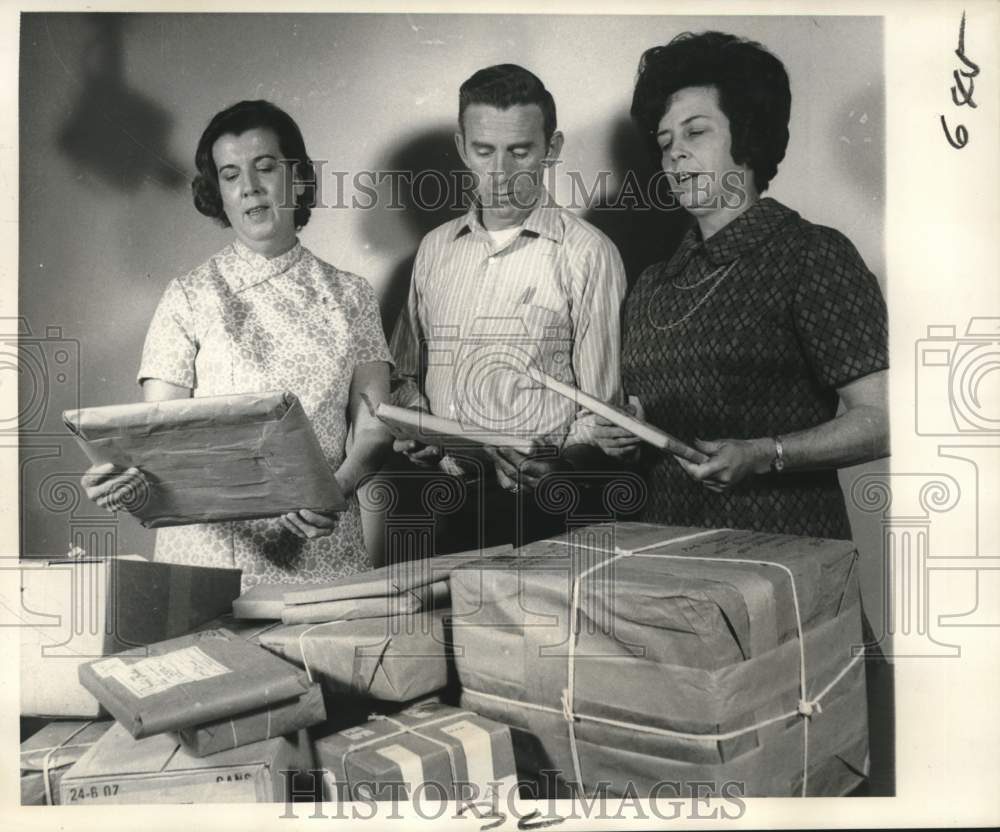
[192,99,316,229]
[630,31,791,192]
[459,64,557,144]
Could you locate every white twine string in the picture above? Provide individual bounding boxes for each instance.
[38,721,94,806]
[296,620,350,683]
[335,710,479,796]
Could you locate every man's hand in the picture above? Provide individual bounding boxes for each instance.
[588,397,645,463]
[279,509,341,540]
[674,438,772,493]
[393,438,444,469]
[483,445,573,494]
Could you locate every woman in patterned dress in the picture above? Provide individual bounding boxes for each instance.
[593,32,889,540]
[81,100,394,589]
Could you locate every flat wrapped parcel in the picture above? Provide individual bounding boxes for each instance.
[450,523,868,797]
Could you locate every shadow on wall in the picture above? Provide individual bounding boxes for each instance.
[361,126,467,336]
[55,14,187,193]
[582,116,690,285]
[830,82,884,205]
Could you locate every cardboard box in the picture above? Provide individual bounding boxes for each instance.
[314,701,517,803]
[59,721,308,804]
[20,720,113,805]
[177,683,326,757]
[63,391,345,527]
[19,556,241,717]
[450,522,869,797]
[259,609,452,702]
[79,628,312,738]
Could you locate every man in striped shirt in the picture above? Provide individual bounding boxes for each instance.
[389,64,627,548]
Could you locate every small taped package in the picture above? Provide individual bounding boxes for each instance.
[63,391,344,527]
[313,701,517,803]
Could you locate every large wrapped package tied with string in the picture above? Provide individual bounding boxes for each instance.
[449,523,869,798]
[313,700,518,804]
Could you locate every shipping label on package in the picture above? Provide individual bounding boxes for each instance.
[105,647,231,699]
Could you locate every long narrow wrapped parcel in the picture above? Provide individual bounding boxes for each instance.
[449,523,869,798]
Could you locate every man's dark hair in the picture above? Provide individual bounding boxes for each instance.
[192,99,316,229]
[458,64,557,143]
[630,31,791,192]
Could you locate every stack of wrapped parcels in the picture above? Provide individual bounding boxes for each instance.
[21,547,519,805]
[448,522,869,797]
[22,522,871,803]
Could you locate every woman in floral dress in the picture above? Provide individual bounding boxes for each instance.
[82,100,393,590]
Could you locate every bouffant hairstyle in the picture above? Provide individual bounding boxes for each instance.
[192,99,316,229]
[459,64,557,144]
[630,31,791,192]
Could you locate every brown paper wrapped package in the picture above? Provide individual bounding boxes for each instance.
[259,609,452,702]
[314,701,518,803]
[78,628,313,738]
[177,683,326,757]
[450,522,869,797]
[20,556,240,718]
[63,391,344,527]
[20,720,113,805]
[59,721,309,804]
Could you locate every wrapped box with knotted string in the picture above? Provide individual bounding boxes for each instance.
[449,522,869,797]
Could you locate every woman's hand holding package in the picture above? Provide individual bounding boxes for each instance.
[675,438,772,493]
[81,462,150,513]
[279,509,340,540]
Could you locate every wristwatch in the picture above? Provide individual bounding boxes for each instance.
[770,436,786,473]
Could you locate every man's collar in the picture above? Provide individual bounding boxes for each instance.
[665,197,795,274]
[454,188,564,244]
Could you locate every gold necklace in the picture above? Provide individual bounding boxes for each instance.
[651,259,740,330]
